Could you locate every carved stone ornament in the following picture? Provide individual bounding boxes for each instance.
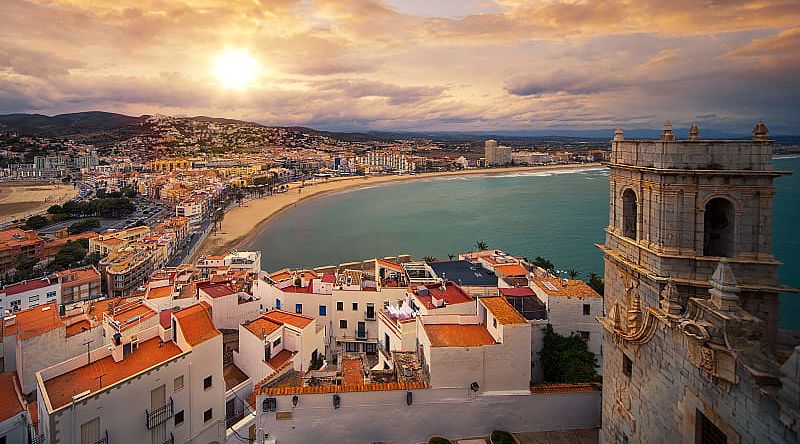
[682,321,715,374]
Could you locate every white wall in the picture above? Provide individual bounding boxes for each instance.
[0,282,60,313]
[546,295,604,373]
[0,414,27,444]
[255,388,601,444]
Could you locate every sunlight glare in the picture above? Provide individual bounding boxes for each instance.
[214,49,259,90]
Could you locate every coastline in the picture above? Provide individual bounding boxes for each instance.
[193,163,604,259]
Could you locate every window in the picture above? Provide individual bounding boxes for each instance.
[46,291,56,299]
[275,298,281,309]
[273,337,281,347]
[492,318,497,328]
[174,375,184,392]
[336,301,344,311]
[366,303,375,320]
[339,320,348,329]
[364,343,377,353]
[623,353,633,377]
[295,303,302,314]
[203,375,212,390]
[319,305,327,316]
[204,408,213,423]
[80,417,100,444]
[579,331,590,341]
[696,409,727,444]
[704,197,735,257]
[622,188,638,239]
[174,410,184,426]
[345,342,359,352]
[583,304,591,315]
[352,302,358,311]
[28,295,39,303]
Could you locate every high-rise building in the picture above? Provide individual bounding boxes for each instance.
[485,139,497,165]
[599,122,800,443]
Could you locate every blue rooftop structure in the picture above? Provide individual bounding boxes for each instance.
[428,260,498,287]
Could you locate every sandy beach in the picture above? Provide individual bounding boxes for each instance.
[194,163,604,258]
[0,182,78,226]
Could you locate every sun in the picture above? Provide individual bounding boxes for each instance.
[214,50,259,90]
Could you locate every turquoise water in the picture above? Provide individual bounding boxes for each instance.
[249,159,800,330]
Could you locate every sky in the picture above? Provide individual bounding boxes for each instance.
[1,0,799,134]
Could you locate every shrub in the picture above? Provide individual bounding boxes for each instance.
[427,438,452,444]
[491,430,515,444]
[540,324,600,383]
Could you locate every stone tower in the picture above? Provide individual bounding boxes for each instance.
[599,122,800,443]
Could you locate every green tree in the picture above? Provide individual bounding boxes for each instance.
[532,256,555,272]
[587,272,604,296]
[47,204,63,214]
[475,240,488,251]
[47,240,89,272]
[567,269,580,279]
[13,253,39,282]
[24,215,49,230]
[68,218,101,235]
[540,324,600,383]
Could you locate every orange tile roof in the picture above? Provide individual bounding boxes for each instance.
[199,283,237,298]
[43,337,183,410]
[423,324,496,347]
[481,297,527,325]
[2,303,62,340]
[3,277,56,296]
[533,278,601,298]
[342,359,363,385]
[259,380,428,396]
[244,316,282,339]
[267,349,295,370]
[265,310,315,329]
[174,303,221,347]
[65,320,92,337]
[0,372,24,422]
[56,265,100,283]
[376,258,404,272]
[268,270,293,282]
[147,285,173,300]
[112,303,157,329]
[495,264,529,277]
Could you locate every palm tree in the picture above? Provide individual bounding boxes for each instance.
[567,269,580,279]
[423,255,437,263]
[475,240,489,251]
[447,254,455,260]
[213,208,225,233]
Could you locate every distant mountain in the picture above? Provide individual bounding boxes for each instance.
[0,111,149,145]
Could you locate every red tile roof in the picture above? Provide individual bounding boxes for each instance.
[423,324,496,347]
[342,359,363,385]
[174,303,221,347]
[499,287,536,297]
[267,349,295,370]
[412,281,473,309]
[265,310,315,329]
[3,277,55,296]
[0,372,24,422]
[322,273,336,283]
[43,338,183,410]
[481,297,527,325]
[533,278,601,298]
[376,258,404,272]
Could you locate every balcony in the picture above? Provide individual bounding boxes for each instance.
[146,397,174,430]
[94,431,109,444]
[355,328,367,340]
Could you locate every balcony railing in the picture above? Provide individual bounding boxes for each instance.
[355,329,367,340]
[94,431,109,444]
[146,397,174,430]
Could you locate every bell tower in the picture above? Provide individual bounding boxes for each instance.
[599,122,800,443]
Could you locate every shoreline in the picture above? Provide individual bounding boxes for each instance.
[193,163,604,259]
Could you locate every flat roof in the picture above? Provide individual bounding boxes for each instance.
[0,372,24,422]
[533,278,601,298]
[43,337,183,410]
[423,324,496,347]
[481,297,527,325]
[265,310,315,329]
[428,260,498,287]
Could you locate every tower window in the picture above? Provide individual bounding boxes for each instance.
[704,197,735,257]
[623,353,633,377]
[696,410,727,444]
[622,188,638,240]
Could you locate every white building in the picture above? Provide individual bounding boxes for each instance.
[233,310,325,390]
[197,281,262,330]
[531,277,603,371]
[512,151,553,165]
[36,303,225,444]
[0,276,60,313]
[175,200,205,225]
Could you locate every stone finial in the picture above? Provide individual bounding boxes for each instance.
[626,287,642,331]
[709,258,741,312]
[753,121,770,141]
[779,345,800,410]
[661,119,675,141]
[613,127,624,141]
[609,302,623,331]
[688,122,700,141]
[660,278,683,316]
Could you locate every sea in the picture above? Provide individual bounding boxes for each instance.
[248,158,800,330]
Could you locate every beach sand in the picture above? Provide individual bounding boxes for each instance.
[0,182,78,225]
[194,163,603,259]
